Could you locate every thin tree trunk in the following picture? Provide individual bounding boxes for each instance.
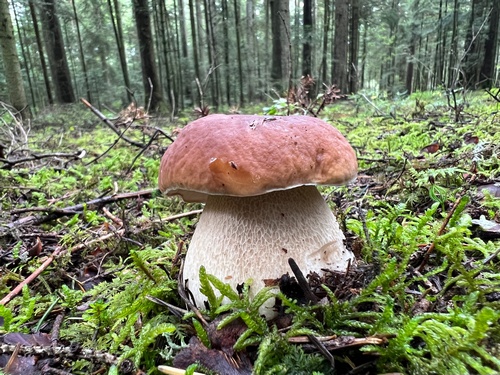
[71,0,91,102]
[132,0,164,111]
[480,0,499,88]
[107,0,132,103]
[177,0,188,58]
[332,0,348,92]
[29,0,53,105]
[463,0,484,87]
[204,0,219,108]
[12,3,35,112]
[222,0,231,106]
[433,0,443,88]
[173,0,184,109]
[157,0,171,107]
[270,0,290,91]
[448,0,459,87]
[195,1,204,72]
[234,0,244,105]
[405,0,419,94]
[302,0,312,76]
[188,0,201,106]
[349,0,359,93]
[40,0,75,104]
[0,0,29,118]
[320,0,330,85]
[245,0,255,101]
[360,19,367,89]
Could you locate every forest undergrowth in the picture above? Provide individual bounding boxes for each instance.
[0,89,499,375]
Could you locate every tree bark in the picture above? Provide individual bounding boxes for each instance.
[233,0,244,105]
[28,0,53,105]
[12,4,35,112]
[302,0,312,77]
[132,0,164,111]
[270,0,290,91]
[448,0,460,87]
[39,0,75,104]
[71,0,91,102]
[321,0,330,85]
[188,0,201,106]
[332,0,349,92]
[245,0,256,101]
[108,0,132,103]
[222,0,231,106]
[463,0,485,87]
[405,0,420,94]
[479,0,499,88]
[0,0,29,119]
[349,0,360,93]
[204,0,220,108]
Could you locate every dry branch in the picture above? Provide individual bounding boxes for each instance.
[80,98,146,148]
[4,189,157,233]
[1,150,86,169]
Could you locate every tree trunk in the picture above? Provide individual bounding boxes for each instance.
[175,0,187,108]
[39,0,75,104]
[12,3,35,112]
[108,0,132,103]
[448,0,459,87]
[360,18,367,89]
[245,0,256,101]
[302,0,312,77]
[71,0,91,102]
[157,0,172,108]
[321,0,330,85]
[204,0,220,108]
[132,0,164,111]
[177,0,188,59]
[463,0,484,87]
[233,0,244,105]
[29,0,53,105]
[349,0,360,93]
[270,0,290,91]
[0,0,29,119]
[479,0,499,88]
[405,0,419,94]
[188,0,201,106]
[433,0,444,88]
[332,0,349,92]
[172,0,185,110]
[222,0,231,106]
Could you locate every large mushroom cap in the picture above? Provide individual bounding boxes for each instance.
[158,114,357,202]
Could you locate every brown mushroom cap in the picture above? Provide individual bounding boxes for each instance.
[159,114,357,202]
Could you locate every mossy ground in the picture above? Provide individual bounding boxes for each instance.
[1,91,499,374]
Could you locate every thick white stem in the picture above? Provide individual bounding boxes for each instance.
[182,185,354,317]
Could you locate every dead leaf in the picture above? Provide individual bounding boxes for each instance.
[471,215,500,239]
[420,143,440,154]
[3,332,52,347]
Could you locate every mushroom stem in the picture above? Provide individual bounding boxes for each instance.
[183,185,354,318]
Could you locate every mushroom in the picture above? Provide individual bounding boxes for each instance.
[159,114,357,317]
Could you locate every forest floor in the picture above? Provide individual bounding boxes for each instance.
[1,89,500,375]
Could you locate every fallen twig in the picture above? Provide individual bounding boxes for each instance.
[417,193,466,272]
[80,98,146,148]
[0,228,126,305]
[0,247,64,305]
[5,189,157,233]
[1,150,86,169]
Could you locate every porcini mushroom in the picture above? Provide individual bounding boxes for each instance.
[159,114,357,317]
